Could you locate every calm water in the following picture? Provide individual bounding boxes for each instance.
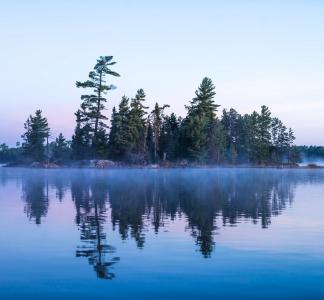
[1,168,324,299]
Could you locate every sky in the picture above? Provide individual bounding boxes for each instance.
[0,0,323,146]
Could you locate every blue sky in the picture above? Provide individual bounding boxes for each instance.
[0,0,323,145]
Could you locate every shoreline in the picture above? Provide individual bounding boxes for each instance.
[1,162,324,170]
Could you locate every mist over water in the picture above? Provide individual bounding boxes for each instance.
[1,168,324,299]
[299,158,324,167]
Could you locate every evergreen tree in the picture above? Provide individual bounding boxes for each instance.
[76,56,120,157]
[221,108,245,163]
[21,110,50,162]
[256,105,272,163]
[181,77,223,162]
[287,128,296,163]
[52,133,71,163]
[108,107,119,158]
[94,128,109,159]
[145,122,155,163]
[71,110,91,160]
[160,113,180,161]
[242,112,259,163]
[108,96,132,159]
[128,89,148,162]
[150,103,170,162]
[271,117,286,163]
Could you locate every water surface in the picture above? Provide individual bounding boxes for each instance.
[1,168,324,299]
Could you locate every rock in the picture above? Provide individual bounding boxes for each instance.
[30,162,43,168]
[149,164,160,169]
[94,160,115,168]
[43,163,59,168]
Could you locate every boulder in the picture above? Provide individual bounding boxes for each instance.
[94,160,115,168]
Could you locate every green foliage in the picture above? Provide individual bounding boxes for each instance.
[256,105,272,163]
[108,96,133,159]
[149,103,170,162]
[221,106,297,165]
[127,89,148,161]
[0,143,22,162]
[145,122,155,163]
[21,110,50,162]
[180,77,223,162]
[9,68,299,166]
[76,56,120,157]
[71,109,92,160]
[221,108,245,163]
[52,133,71,163]
[159,113,180,161]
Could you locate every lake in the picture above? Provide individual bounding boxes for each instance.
[0,168,324,299]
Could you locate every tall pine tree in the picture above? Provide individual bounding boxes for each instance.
[181,77,224,162]
[76,56,120,157]
[128,89,148,162]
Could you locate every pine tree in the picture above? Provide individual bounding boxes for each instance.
[128,89,148,161]
[95,128,109,159]
[108,107,119,158]
[160,113,180,161]
[71,110,91,160]
[145,122,155,163]
[76,56,120,157]
[222,108,244,163]
[52,133,70,163]
[21,110,50,162]
[243,112,259,163]
[287,128,296,163]
[256,105,272,164]
[150,103,170,162]
[181,77,223,162]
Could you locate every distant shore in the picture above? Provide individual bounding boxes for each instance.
[1,160,324,170]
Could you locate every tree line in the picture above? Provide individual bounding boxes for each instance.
[1,55,300,165]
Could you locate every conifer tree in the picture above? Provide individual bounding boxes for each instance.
[221,108,244,163]
[243,112,259,163]
[128,89,148,161]
[256,105,272,163]
[108,96,132,159]
[150,103,170,162]
[181,77,223,162]
[71,110,91,160]
[52,133,70,163]
[287,128,296,163]
[76,56,120,157]
[21,110,50,162]
[159,113,180,161]
[145,122,155,163]
[108,107,119,158]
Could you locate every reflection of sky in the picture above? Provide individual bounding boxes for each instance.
[1,1,324,145]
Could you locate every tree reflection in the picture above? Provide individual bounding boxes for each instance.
[71,175,120,279]
[22,172,49,225]
[19,169,304,260]
[106,170,298,257]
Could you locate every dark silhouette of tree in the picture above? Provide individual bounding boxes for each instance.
[180,77,224,162]
[76,56,120,158]
[21,110,50,162]
[108,96,132,160]
[51,133,71,163]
